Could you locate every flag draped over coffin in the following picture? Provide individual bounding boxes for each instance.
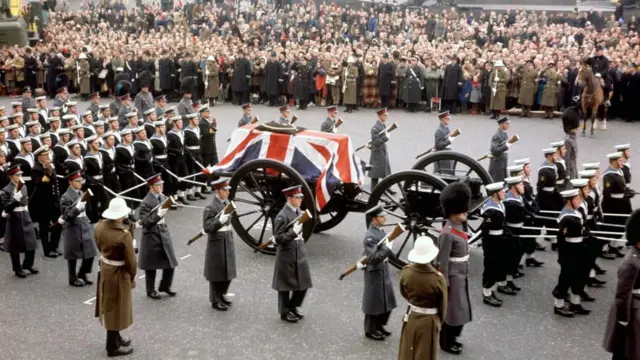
[213,126,366,210]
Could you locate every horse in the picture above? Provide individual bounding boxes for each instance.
[576,63,605,137]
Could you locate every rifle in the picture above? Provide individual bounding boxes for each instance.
[52,189,94,227]
[139,195,176,224]
[342,66,348,93]
[227,116,259,142]
[355,122,398,152]
[415,128,461,159]
[187,201,236,245]
[290,114,299,125]
[477,134,519,161]
[329,117,344,132]
[339,224,406,280]
[255,209,313,252]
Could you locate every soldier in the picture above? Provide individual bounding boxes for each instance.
[320,105,339,133]
[602,152,634,258]
[149,122,174,199]
[134,72,153,116]
[361,204,397,341]
[615,144,632,184]
[199,105,217,175]
[488,116,511,182]
[488,59,509,120]
[100,132,120,194]
[436,182,472,355]
[115,129,136,207]
[203,56,220,106]
[480,182,509,307]
[405,57,423,113]
[177,78,196,116]
[563,104,580,179]
[167,116,190,204]
[344,56,359,113]
[202,178,237,311]
[602,209,640,360]
[60,170,97,287]
[86,92,101,118]
[30,145,62,258]
[369,108,392,191]
[552,189,591,317]
[1,164,39,278]
[139,174,178,299]
[94,197,135,357]
[433,111,455,176]
[518,60,536,118]
[272,185,312,323]
[142,109,157,139]
[277,105,291,125]
[78,53,91,101]
[377,53,396,109]
[550,141,570,190]
[238,103,252,127]
[184,113,206,201]
[84,136,107,222]
[540,61,562,119]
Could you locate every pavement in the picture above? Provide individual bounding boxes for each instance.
[0,97,637,360]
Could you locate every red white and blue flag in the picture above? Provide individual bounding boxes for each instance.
[214,126,366,210]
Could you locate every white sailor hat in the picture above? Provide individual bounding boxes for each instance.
[143,108,155,116]
[199,106,210,113]
[120,129,133,136]
[579,169,597,179]
[561,189,580,198]
[168,115,182,123]
[35,96,47,101]
[543,148,556,155]
[582,162,600,170]
[6,124,19,131]
[570,178,589,188]
[10,113,23,118]
[58,129,71,136]
[0,106,4,111]
[125,112,137,118]
[133,126,145,133]
[11,101,22,106]
[47,117,60,123]
[486,181,505,193]
[153,120,166,127]
[507,164,523,174]
[101,131,115,139]
[66,101,77,107]
[505,176,522,185]
[69,124,83,131]
[93,120,105,127]
[49,106,60,112]
[550,141,564,148]
[107,116,119,122]
[66,139,80,148]
[34,145,50,156]
[614,143,631,151]
[82,110,92,117]
[19,137,31,144]
[39,132,51,139]
[0,128,4,133]
[513,158,530,166]
[163,106,177,114]
[607,152,623,160]
[185,113,198,119]
[99,104,109,110]
[85,135,99,143]
[0,116,7,122]
[25,120,39,127]
[62,114,76,121]
[27,108,39,113]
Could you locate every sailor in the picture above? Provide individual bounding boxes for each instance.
[1,164,39,278]
[53,129,71,182]
[65,101,80,122]
[47,117,62,146]
[550,140,569,190]
[10,112,26,138]
[320,105,339,133]
[138,174,179,299]
[578,170,608,286]
[488,116,511,182]
[150,121,174,199]
[277,105,291,125]
[202,178,237,311]
[536,148,564,250]
[122,111,140,133]
[62,114,77,128]
[115,129,136,207]
[369,108,392,191]
[615,144,632,184]
[93,121,106,143]
[133,127,155,198]
[6,124,21,163]
[162,107,177,132]
[69,124,87,156]
[100,132,120,194]
[167,116,190,205]
[184,113,206,201]
[30,145,62,258]
[602,209,640,360]
[142,109,157,139]
[25,120,42,151]
[552,189,591,317]
[64,140,84,178]
[97,105,111,123]
[480,182,509,307]
[107,117,122,145]
[513,158,547,254]
[361,204,397,341]
[436,182,472,355]
[49,106,61,120]
[601,152,634,258]
[81,111,96,137]
[35,95,48,130]
[272,185,312,323]
[11,101,23,118]
[433,111,455,176]
[198,105,218,177]
[13,138,35,196]
[86,92,101,118]
[238,103,253,127]
[84,135,107,222]
[60,170,97,287]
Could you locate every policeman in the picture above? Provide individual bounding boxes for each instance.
[238,103,253,127]
[277,105,291,125]
[488,116,511,182]
[480,182,509,307]
[369,108,392,191]
[601,152,634,258]
[167,116,190,204]
[536,148,563,250]
[272,185,312,323]
[184,113,206,200]
[320,105,339,133]
[433,111,455,176]
[550,141,569,190]
[614,144,632,184]
[30,145,62,258]
[84,135,107,222]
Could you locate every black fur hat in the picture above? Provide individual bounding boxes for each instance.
[138,71,152,89]
[115,80,132,97]
[440,182,471,218]
[181,77,197,95]
[625,209,640,245]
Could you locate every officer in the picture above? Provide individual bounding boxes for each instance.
[138,174,178,299]
[488,59,509,119]
[602,152,634,258]
[84,135,107,222]
[320,105,339,133]
[480,182,509,307]
[198,105,218,177]
[536,148,564,250]
[177,78,196,116]
[369,108,392,191]
[433,111,455,176]
[86,92,101,118]
[277,105,291,125]
[154,95,168,118]
[167,116,190,205]
[184,113,206,200]
[488,116,512,182]
[117,95,135,129]
[272,185,312,323]
[202,178,237,311]
[550,141,569,190]
[30,145,62,258]
[238,103,253,127]
[361,204,397,341]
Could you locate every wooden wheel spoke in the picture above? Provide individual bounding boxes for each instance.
[397,180,407,204]
[238,182,263,203]
[381,190,402,210]
[395,231,412,258]
[237,208,262,218]
[249,172,267,199]
[233,198,262,206]
[246,213,265,232]
[382,209,407,221]
[258,216,268,244]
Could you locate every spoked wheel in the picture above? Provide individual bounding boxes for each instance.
[228,159,317,254]
[313,207,350,233]
[413,150,493,212]
[366,171,448,269]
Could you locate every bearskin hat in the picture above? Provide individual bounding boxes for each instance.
[181,76,197,95]
[138,71,152,89]
[115,80,132,97]
[625,209,640,245]
[55,73,70,92]
[439,182,471,218]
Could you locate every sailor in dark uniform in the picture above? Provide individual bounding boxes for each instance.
[272,185,312,323]
[368,108,392,190]
[69,124,87,156]
[184,113,206,200]
[133,127,154,198]
[13,138,35,197]
[93,121,106,144]
[166,116,190,204]
[100,132,120,194]
[35,96,48,130]
[30,145,62,258]
[480,182,509,307]
[26,108,40,131]
[513,158,547,257]
[115,129,136,208]
[84,135,107,223]
[150,121,174,199]
[433,111,456,176]
[122,111,140,133]
[97,105,110,123]
[550,141,569,190]
[488,116,511,183]
[238,103,253,127]
[198,106,217,175]
[63,140,84,178]
[62,114,77,128]
[25,120,43,151]
[277,105,291,125]
[615,144,632,185]
[536,147,564,250]
[53,129,71,188]
[142,109,157,139]
[320,105,340,133]
[578,169,608,287]
[602,152,635,258]
[47,117,62,146]
[552,189,591,318]
[81,111,96,138]
[10,112,26,138]
[107,117,121,145]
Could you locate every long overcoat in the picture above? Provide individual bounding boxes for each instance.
[541,69,561,107]
[202,196,237,282]
[518,68,537,107]
[265,60,283,97]
[489,68,510,110]
[204,62,220,99]
[137,191,178,270]
[61,188,98,260]
[0,182,37,253]
[441,63,463,101]
[488,129,509,182]
[362,225,397,315]
[343,65,359,105]
[368,120,391,179]
[271,204,313,291]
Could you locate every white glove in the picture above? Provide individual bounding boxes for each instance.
[293,222,303,235]
[385,239,393,250]
[76,201,86,211]
[157,208,168,218]
[448,136,456,143]
[605,100,611,107]
[219,213,229,224]
[385,132,391,140]
[332,127,337,133]
[619,321,629,326]
[1,211,8,218]
[506,143,512,148]
[132,239,137,248]
[356,262,366,270]
[12,191,23,201]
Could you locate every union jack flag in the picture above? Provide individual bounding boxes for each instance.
[214,126,366,210]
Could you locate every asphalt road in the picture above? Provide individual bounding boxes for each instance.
[0,98,637,360]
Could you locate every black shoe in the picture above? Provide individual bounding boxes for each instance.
[80,276,94,285]
[483,294,503,307]
[195,192,206,200]
[569,303,591,315]
[169,204,178,210]
[507,281,521,292]
[119,337,132,347]
[70,279,85,287]
[497,285,517,296]
[536,243,547,251]
[44,251,59,258]
[378,326,391,337]
[579,291,596,302]
[107,345,133,357]
[147,291,161,299]
[221,296,232,306]
[280,311,299,323]
[441,344,462,355]
[587,277,606,288]
[518,264,524,270]
[513,271,525,279]
[212,302,228,311]
[15,270,27,278]
[526,258,545,267]
[554,306,575,317]
[186,194,197,201]
[365,331,385,341]
[551,243,558,251]
[291,308,304,320]
[600,251,617,260]
[24,267,39,275]
[159,288,177,297]
[55,250,63,256]
[594,264,606,275]
[177,197,190,205]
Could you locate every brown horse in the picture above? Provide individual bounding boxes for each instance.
[576,64,604,137]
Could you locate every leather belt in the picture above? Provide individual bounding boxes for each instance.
[13,206,27,212]
[611,193,625,199]
[186,146,200,150]
[542,187,555,192]
[22,176,32,181]
[506,222,523,228]
[565,237,583,243]
[449,255,469,262]
[93,175,103,179]
[488,229,503,235]
[100,255,125,267]
[155,154,167,159]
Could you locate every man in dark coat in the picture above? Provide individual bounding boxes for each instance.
[368,108,392,190]
[405,57,423,112]
[602,209,640,360]
[47,53,65,99]
[158,56,175,98]
[294,57,313,110]
[167,116,190,204]
[272,185,312,323]
[433,111,455,175]
[563,101,581,179]
[183,113,205,201]
[361,204,397,341]
[320,105,340,133]
[180,54,199,100]
[441,57,463,113]
[377,53,395,109]
[198,106,217,178]
[232,51,252,105]
[138,174,179,299]
[601,152,634,257]
[30,145,62,258]
[177,78,196,116]
[60,170,97,287]
[1,165,39,278]
[202,178,237,311]
[23,47,38,91]
[488,117,511,182]
[265,52,283,106]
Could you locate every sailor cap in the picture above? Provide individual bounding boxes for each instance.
[504,176,522,185]
[486,182,505,193]
[570,178,589,188]
[607,152,623,160]
[561,189,580,198]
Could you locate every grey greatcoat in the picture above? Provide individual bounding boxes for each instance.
[202,196,237,282]
[0,182,37,253]
[433,122,453,175]
[60,188,97,260]
[564,133,578,180]
[368,120,391,179]
[272,204,313,292]
[436,220,472,327]
[488,128,509,182]
[138,191,178,271]
[603,247,640,359]
[320,116,337,133]
[362,225,397,315]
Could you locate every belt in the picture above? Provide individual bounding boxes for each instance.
[409,305,437,315]
[218,225,231,232]
[13,206,27,212]
[123,164,134,168]
[542,187,555,192]
[587,214,594,220]
[155,154,167,159]
[611,193,625,199]
[556,180,565,185]
[449,255,469,262]
[488,229,503,235]
[93,175,103,180]
[186,146,200,150]
[506,222,523,228]
[100,255,125,267]
[565,237,583,243]
[22,176,32,181]
[632,289,640,295]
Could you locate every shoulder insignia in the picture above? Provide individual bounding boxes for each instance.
[486,218,491,223]
[540,176,545,182]
[605,182,610,188]
[562,228,567,235]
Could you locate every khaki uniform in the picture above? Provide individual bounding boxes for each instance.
[541,69,561,108]
[13,57,25,83]
[204,62,220,99]
[79,59,91,95]
[327,64,342,105]
[343,65,359,105]
[489,68,509,110]
[518,68,537,107]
